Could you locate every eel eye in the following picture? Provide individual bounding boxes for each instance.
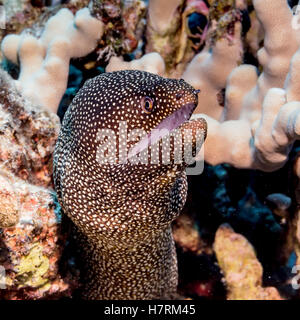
[141,96,154,114]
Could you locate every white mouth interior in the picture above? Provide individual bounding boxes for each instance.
[128,102,196,158]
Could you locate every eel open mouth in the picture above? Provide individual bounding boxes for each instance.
[128,102,197,158]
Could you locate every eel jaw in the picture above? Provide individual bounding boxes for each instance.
[128,102,196,158]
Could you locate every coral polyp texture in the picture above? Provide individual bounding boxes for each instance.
[1,0,300,301]
[0,69,76,299]
[214,224,283,300]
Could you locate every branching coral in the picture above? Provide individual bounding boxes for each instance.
[107,1,300,171]
[1,7,104,113]
[147,0,184,36]
[194,86,300,171]
[0,0,91,43]
[227,0,300,124]
[175,0,300,172]
[136,0,296,172]
[2,0,300,301]
[106,1,300,298]
[106,52,166,76]
[182,21,243,118]
[184,0,300,121]
[146,0,210,75]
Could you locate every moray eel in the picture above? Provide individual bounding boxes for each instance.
[53,70,207,299]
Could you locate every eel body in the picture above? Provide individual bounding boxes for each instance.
[53,70,207,299]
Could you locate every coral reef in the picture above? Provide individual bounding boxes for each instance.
[146,0,210,76]
[106,52,166,76]
[190,0,300,171]
[0,0,90,44]
[0,1,151,299]
[92,0,146,60]
[1,0,300,301]
[0,69,58,187]
[172,212,209,255]
[182,20,242,118]
[146,0,184,71]
[0,169,77,299]
[214,224,282,300]
[1,7,104,112]
[121,0,300,173]
[0,68,77,299]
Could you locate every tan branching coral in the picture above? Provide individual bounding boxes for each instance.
[1,7,104,113]
[182,21,243,118]
[109,0,300,172]
[183,0,300,171]
[194,83,300,171]
[146,0,210,75]
[183,0,300,121]
[147,0,184,36]
[106,52,165,76]
[2,0,300,300]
